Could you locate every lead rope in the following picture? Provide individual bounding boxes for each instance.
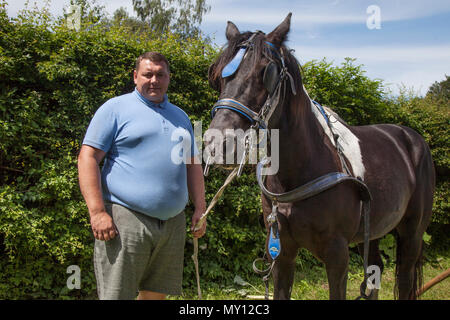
[191,166,240,299]
[252,255,275,300]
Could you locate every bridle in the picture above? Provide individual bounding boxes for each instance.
[206,32,297,176]
[210,32,297,131]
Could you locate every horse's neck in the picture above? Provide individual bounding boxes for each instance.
[273,86,338,190]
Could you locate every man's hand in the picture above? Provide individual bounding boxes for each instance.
[190,208,206,239]
[186,160,207,239]
[90,211,119,241]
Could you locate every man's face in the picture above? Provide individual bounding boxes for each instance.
[134,59,170,103]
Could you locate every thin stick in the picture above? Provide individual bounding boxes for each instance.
[191,239,202,299]
[0,165,24,173]
[416,267,450,297]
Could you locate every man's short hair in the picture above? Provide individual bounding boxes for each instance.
[135,52,170,73]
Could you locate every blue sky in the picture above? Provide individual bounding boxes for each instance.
[6,0,450,96]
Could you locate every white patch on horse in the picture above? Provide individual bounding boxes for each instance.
[304,88,366,179]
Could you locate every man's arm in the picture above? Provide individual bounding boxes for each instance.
[78,145,118,241]
[186,157,206,238]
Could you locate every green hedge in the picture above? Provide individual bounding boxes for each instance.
[0,3,448,299]
[383,93,449,228]
[301,58,389,125]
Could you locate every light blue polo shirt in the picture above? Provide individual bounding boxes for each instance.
[82,88,198,220]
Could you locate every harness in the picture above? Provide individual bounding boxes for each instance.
[204,32,374,300]
[210,32,297,132]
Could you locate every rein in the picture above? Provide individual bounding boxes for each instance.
[192,167,239,299]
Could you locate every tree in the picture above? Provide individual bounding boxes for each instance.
[132,0,210,38]
[427,75,450,103]
[65,0,106,24]
[111,7,153,35]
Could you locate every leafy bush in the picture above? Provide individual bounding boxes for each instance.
[383,91,449,231]
[301,58,390,125]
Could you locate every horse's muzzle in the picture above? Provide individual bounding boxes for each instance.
[203,132,244,176]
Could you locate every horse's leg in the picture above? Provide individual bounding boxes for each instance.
[357,239,384,300]
[394,127,434,300]
[394,183,433,299]
[394,228,425,300]
[394,198,430,299]
[322,237,349,300]
[272,242,297,300]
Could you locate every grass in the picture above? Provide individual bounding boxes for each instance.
[172,248,450,300]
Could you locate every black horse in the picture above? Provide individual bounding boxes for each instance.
[204,13,435,300]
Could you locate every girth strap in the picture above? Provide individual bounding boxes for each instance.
[256,158,372,203]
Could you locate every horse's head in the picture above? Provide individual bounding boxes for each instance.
[204,13,301,171]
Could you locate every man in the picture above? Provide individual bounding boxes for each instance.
[78,52,206,300]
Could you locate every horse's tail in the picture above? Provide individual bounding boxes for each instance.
[394,233,424,300]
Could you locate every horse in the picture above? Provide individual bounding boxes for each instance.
[204,13,435,300]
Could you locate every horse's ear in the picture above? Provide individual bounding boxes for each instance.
[226,21,240,40]
[266,13,292,47]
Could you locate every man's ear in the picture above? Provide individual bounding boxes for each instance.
[133,69,138,85]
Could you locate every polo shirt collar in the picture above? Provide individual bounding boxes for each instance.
[134,88,169,109]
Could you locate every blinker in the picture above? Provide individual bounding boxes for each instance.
[263,61,280,95]
[221,47,247,78]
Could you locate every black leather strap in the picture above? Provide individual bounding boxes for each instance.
[256,157,372,204]
[212,99,266,128]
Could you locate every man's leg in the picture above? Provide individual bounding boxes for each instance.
[138,212,186,296]
[94,203,152,300]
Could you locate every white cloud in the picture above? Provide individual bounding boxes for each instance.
[204,11,365,25]
[5,0,136,18]
[292,44,450,95]
[204,0,450,26]
[293,45,450,64]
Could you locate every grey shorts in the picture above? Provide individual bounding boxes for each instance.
[93,202,186,300]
